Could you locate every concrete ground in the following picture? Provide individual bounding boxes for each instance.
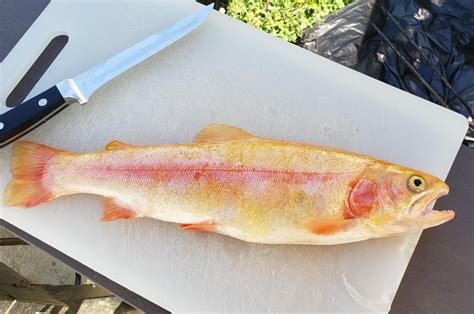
[0,227,134,313]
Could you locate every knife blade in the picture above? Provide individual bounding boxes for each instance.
[0,4,213,148]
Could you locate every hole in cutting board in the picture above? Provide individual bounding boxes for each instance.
[6,35,68,108]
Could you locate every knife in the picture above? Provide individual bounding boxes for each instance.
[0,4,213,148]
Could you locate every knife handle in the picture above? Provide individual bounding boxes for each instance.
[0,86,67,148]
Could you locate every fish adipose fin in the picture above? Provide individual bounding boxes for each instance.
[101,198,137,222]
[180,222,217,232]
[193,124,253,143]
[105,140,134,150]
[306,218,355,235]
[3,141,63,207]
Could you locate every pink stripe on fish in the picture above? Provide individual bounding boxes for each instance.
[84,160,347,188]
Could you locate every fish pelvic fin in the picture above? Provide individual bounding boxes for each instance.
[193,124,253,143]
[3,141,64,207]
[101,198,137,222]
[306,218,356,235]
[179,222,217,232]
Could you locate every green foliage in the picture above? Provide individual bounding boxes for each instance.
[225,0,352,43]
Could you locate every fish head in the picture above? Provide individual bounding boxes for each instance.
[347,163,454,236]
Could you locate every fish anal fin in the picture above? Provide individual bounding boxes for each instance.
[193,124,253,143]
[306,218,354,235]
[179,222,217,233]
[101,198,137,222]
[105,140,134,150]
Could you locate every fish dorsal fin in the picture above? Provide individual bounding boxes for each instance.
[193,124,254,143]
[105,140,134,150]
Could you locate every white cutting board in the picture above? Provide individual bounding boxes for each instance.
[0,0,468,312]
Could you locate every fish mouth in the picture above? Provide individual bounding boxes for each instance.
[399,189,454,229]
[418,190,448,215]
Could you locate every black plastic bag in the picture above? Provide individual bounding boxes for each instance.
[299,0,474,145]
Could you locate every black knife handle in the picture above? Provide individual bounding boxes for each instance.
[0,86,67,147]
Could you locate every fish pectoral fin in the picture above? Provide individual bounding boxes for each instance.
[306,218,355,235]
[193,124,254,143]
[101,198,137,222]
[105,140,134,150]
[179,222,217,233]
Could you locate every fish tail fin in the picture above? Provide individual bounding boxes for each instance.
[3,141,63,207]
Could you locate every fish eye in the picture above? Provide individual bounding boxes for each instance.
[408,175,426,193]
